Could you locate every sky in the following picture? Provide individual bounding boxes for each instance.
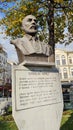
[0,1,18,63]
[55,42,73,51]
[0,26,18,63]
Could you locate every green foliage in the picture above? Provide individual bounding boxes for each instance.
[0,114,18,130]
[54,13,66,43]
[4,105,12,115]
[61,110,73,130]
[0,0,73,44]
[1,114,13,121]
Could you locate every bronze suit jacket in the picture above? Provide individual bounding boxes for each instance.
[11,35,53,63]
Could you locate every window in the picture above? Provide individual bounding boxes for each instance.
[61,55,66,65]
[70,68,73,77]
[63,68,68,79]
[68,56,72,64]
[55,55,60,65]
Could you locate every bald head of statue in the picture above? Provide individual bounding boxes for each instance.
[22,15,37,35]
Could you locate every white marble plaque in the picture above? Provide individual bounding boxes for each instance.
[15,68,62,110]
[12,66,63,130]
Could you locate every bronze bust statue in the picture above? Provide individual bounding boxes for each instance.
[11,15,54,63]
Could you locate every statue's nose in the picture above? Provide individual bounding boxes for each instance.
[32,20,36,25]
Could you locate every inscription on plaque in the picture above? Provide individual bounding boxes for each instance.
[15,68,62,110]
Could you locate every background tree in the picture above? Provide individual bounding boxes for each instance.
[0,0,73,56]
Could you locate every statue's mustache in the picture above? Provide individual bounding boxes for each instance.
[29,25,37,30]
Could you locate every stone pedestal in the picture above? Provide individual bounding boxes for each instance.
[12,62,63,130]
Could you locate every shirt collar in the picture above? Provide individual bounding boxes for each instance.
[25,34,38,41]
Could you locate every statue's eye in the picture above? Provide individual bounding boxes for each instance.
[27,19,32,22]
[34,19,37,23]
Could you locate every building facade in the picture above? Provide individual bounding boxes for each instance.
[0,44,12,97]
[55,49,73,83]
[55,49,73,110]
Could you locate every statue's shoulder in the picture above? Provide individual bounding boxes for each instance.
[10,38,20,45]
[10,37,25,46]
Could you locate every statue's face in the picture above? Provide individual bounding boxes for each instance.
[22,15,37,34]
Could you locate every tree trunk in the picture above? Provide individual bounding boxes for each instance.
[47,0,55,62]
